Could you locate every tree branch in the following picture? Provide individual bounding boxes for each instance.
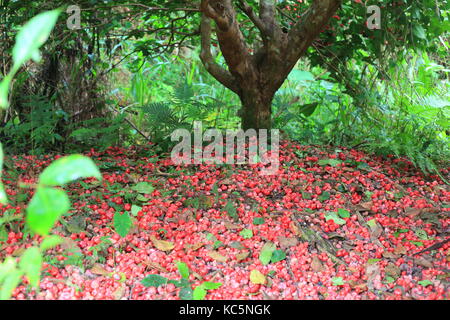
[285,0,341,72]
[259,0,276,27]
[199,15,239,93]
[237,0,267,37]
[200,0,253,80]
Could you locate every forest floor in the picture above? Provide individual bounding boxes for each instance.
[1,141,449,300]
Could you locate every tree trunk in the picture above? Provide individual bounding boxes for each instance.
[240,88,274,131]
[199,0,342,131]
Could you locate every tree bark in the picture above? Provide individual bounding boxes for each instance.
[240,88,274,131]
[199,0,342,130]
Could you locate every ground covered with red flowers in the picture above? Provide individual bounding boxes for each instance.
[1,142,449,300]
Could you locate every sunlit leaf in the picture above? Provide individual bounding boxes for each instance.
[19,247,42,288]
[177,261,190,280]
[114,211,132,237]
[39,155,101,187]
[26,187,70,236]
[12,10,61,71]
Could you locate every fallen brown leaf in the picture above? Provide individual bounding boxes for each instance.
[393,244,408,255]
[113,284,126,300]
[184,242,204,251]
[224,221,241,230]
[366,263,380,290]
[236,250,250,262]
[278,236,299,249]
[290,222,301,236]
[150,235,174,251]
[143,260,167,272]
[382,251,398,259]
[208,251,228,262]
[384,262,401,278]
[414,257,434,269]
[90,263,111,276]
[311,256,325,272]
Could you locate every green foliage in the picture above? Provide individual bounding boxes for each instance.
[0,9,60,108]
[68,115,128,152]
[131,182,154,194]
[271,250,287,263]
[26,187,70,236]
[113,211,132,238]
[259,242,276,266]
[39,155,101,187]
[0,143,6,204]
[0,9,103,299]
[141,262,222,300]
[141,275,168,288]
[176,261,190,280]
[240,229,253,239]
[0,95,67,154]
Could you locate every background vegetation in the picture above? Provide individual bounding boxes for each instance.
[0,0,448,173]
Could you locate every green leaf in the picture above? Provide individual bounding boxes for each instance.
[253,217,265,225]
[26,187,70,236]
[168,278,191,288]
[113,211,132,237]
[39,155,101,187]
[240,228,253,239]
[193,286,207,300]
[367,219,377,228]
[0,143,7,204]
[259,242,276,265]
[298,102,319,117]
[19,247,42,288]
[331,277,345,286]
[201,282,222,290]
[0,143,3,173]
[356,162,371,170]
[318,159,342,167]
[415,229,428,240]
[413,25,427,40]
[318,191,330,201]
[0,78,11,109]
[302,191,312,200]
[131,205,141,217]
[271,249,286,263]
[40,235,63,251]
[141,274,168,287]
[288,70,314,82]
[418,280,433,287]
[224,201,238,221]
[177,261,190,280]
[213,240,223,249]
[12,10,60,71]
[179,287,193,300]
[131,182,154,194]
[394,228,409,238]
[0,183,7,205]
[367,258,381,264]
[337,209,350,218]
[0,268,23,300]
[136,194,149,202]
[325,213,346,225]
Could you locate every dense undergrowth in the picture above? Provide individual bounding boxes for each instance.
[2,48,448,176]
